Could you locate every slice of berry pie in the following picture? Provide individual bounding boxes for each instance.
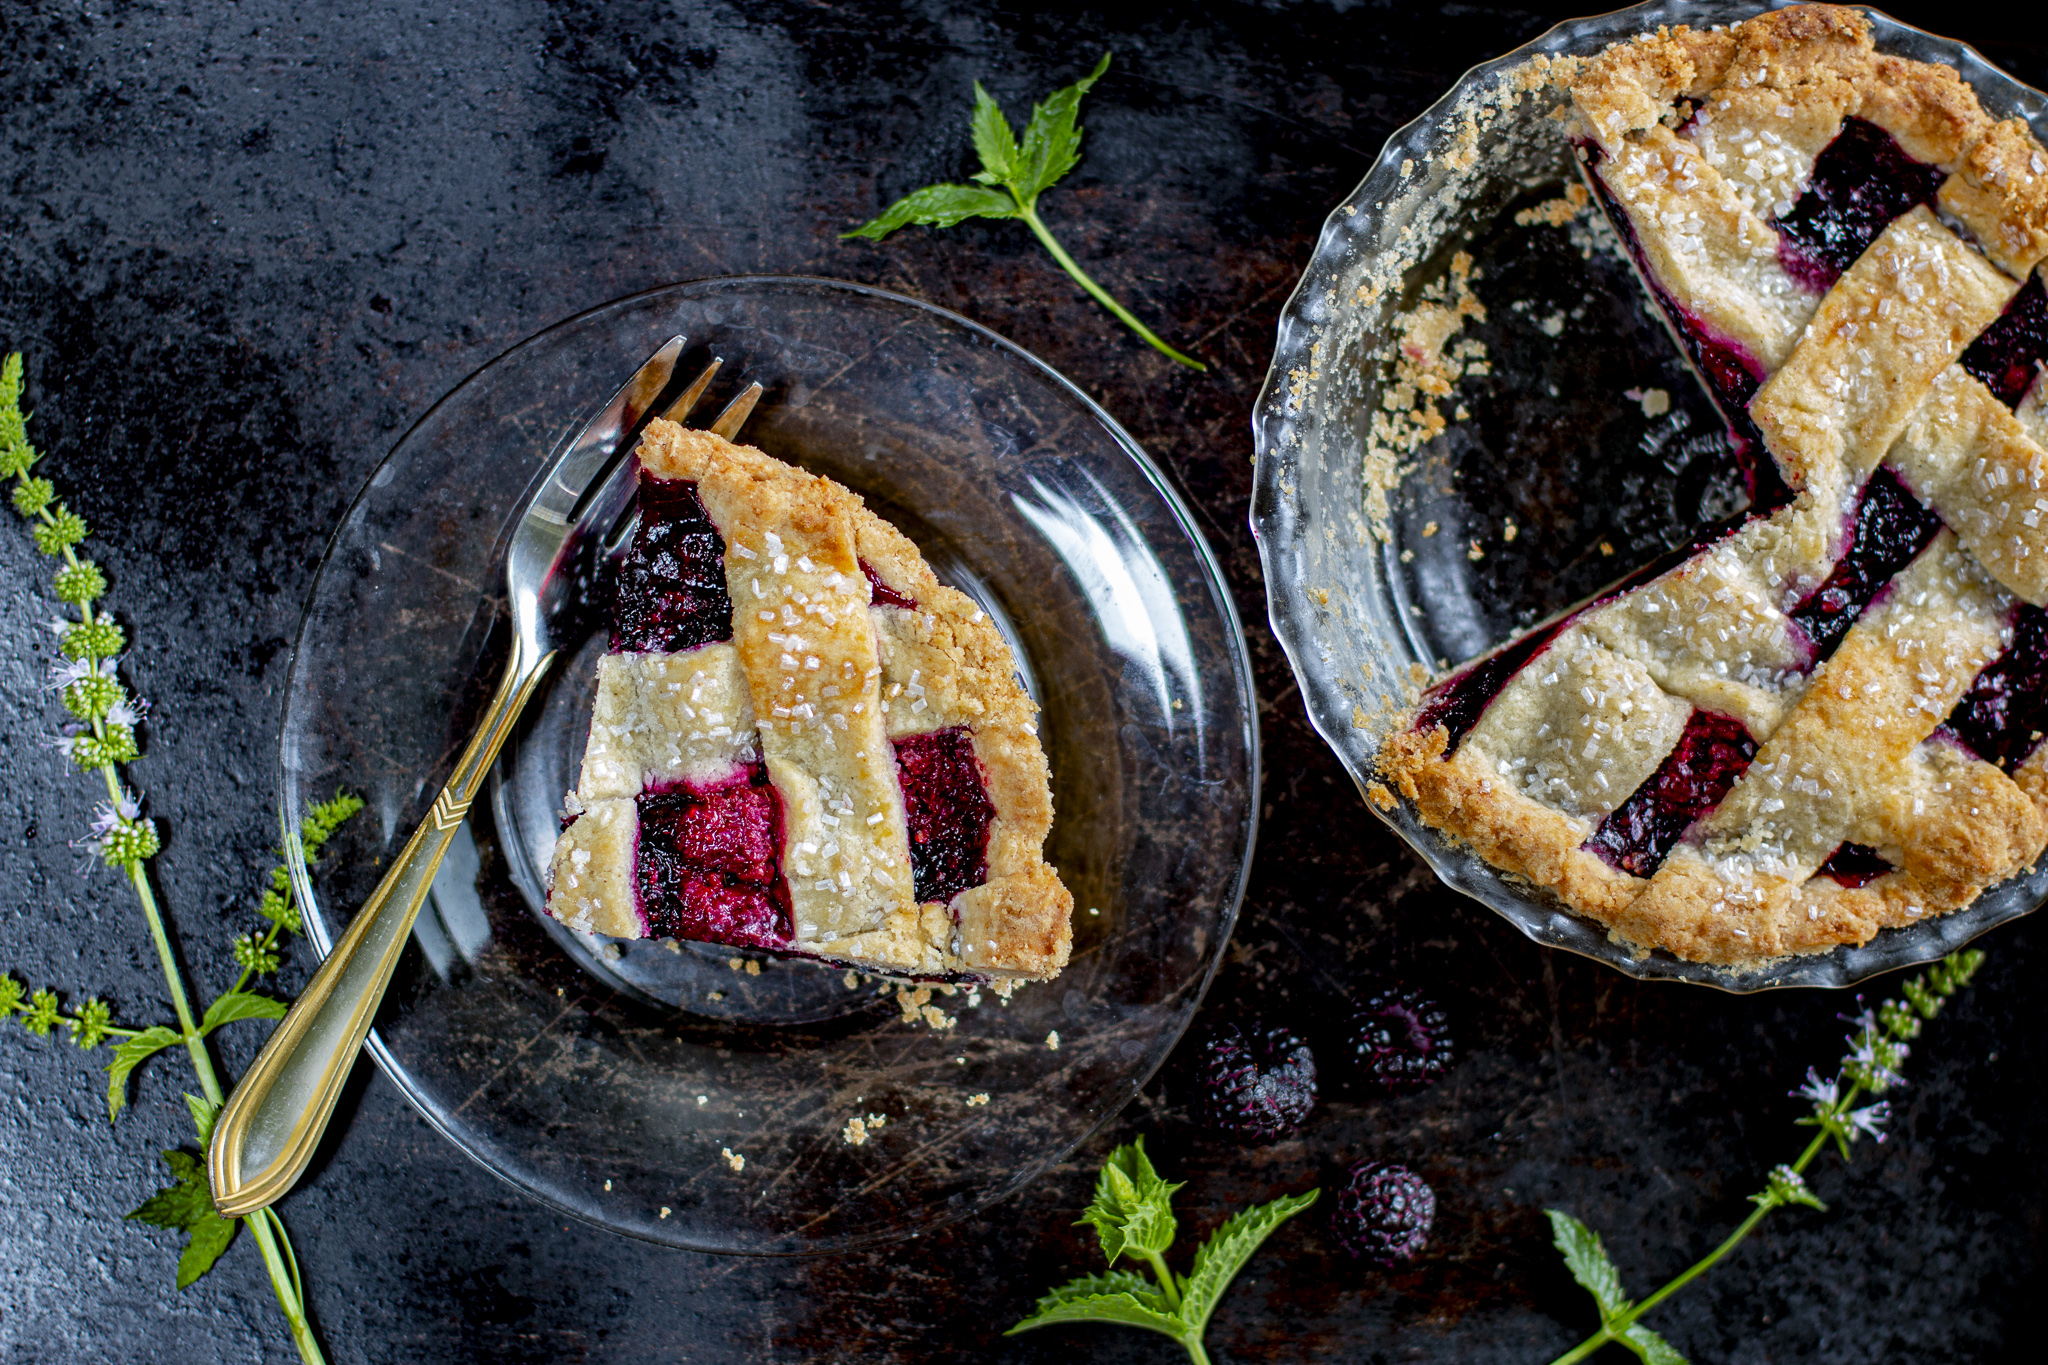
[1382,5,2048,965]
[545,420,1073,981]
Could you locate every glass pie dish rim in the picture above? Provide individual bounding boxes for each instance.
[1248,1,2048,993]
[280,272,1260,1252]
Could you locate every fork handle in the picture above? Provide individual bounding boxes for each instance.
[208,643,556,1216]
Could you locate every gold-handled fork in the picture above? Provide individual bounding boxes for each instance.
[207,340,762,1216]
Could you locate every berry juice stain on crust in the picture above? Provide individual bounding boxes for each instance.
[1772,118,1944,292]
[1790,467,1943,659]
[1961,272,2048,410]
[1581,144,1784,506]
[860,560,917,610]
[1942,603,2048,771]
[635,767,790,949]
[1415,619,1569,753]
[611,477,735,654]
[892,727,994,903]
[1817,841,1893,888]
[1586,709,1757,877]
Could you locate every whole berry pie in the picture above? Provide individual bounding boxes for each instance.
[545,419,1073,981]
[1382,5,2048,966]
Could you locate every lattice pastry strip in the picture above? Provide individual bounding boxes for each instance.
[547,422,1073,981]
[1378,6,2048,966]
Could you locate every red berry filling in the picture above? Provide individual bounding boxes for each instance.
[1941,603,2048,771]
[1960,271,2048,410]
[893,727,994,904]
[1817,841,1893,887]
[1585,709,1756,877]
[635,768,791,949]
[860,559,918,610]
[1771,118,1944,292]
[1789,467,1943,659]
[611,477,735,654]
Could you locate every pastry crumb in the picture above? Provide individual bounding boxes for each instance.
[604,1179,612,1191]
[1422,521,1438,537]
[967,1093,990,1107]
[1538,312,1565,336]
[697,1094,708,1105]
[1366,781,1396,812]
[1503,518,1518,542]
[1599,541,1615,556]
[1400,549,1415,563]
[841,1113,889,1145]
[721,1148,745,1173]
[1468,540,1485,561]
[727,957,744,971]
[1046,1030,1060,1050]
[1513,180,1590,227]
[1624,385,1671,417]
[745,959,761,976]
[660,1206,671,1218]
[843,970,860,989]
[707,990,725,1002]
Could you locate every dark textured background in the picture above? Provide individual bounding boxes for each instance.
[1,1,2043,1360]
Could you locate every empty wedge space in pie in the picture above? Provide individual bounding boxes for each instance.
[1381,4,2048,966]
[546,420,1073,982]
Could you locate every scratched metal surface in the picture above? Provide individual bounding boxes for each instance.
[0,1,2043,1360]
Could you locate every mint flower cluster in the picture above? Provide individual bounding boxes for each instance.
[0,351,357,1363]
[1,354,156,869]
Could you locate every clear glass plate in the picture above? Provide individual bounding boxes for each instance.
[1251,1,2048,991]
[280,276,1257,1253]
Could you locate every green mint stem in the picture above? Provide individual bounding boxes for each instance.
[1016,202,1207,370]
[1545,1106,1849,1364]
[1142,1248,1183,1311]
[246,1208,326,1365]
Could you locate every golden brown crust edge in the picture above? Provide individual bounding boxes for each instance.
[634,420,1072,979]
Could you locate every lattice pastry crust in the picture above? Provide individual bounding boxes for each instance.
[546,422,1073,981]
[1382,5,2048,966]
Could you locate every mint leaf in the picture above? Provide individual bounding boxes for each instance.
[1012,51,1111,201]
[127,1149,239,1289]
[105,1025,183,1120]
[1078,1135,1182,1266]
[1180,1189,1318,1334]
[185,1092,221,1147]
[1006,1272,1188,1344]
[841,184,1018,241]
[1620,1322,1691,1365]
[200,989,288,1035]
[970,82,1019,184]
[1546,1209,1632,1323]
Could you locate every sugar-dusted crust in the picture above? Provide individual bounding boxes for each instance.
[1370,6,2048,968]
[544,421,1072,981]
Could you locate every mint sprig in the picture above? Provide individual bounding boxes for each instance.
[1009,1136,1315,1364]
[0,351,363,1365]
[844,53,1207,370]
[1544,949,1985,1364]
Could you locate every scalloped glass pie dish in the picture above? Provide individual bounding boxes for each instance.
[279,276,1256,1252]
[1251,1,2048,991]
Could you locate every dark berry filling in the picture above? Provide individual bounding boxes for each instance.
[1788,467,1943,659]
[1941,604,2048,771]
[1347,988,1454,1095]
[893,727,994,903]
[1960,272,2048,410]
[611,477,735,654]
[1817,842,1893,888]
[1415,619,1569,754]
[1331,1162,1435,1264]
[1772,118,1944,292]
[861,559,918,610]
[1586,709,1757,877]
[635,767,791,949]
[1192,1022,1317,1142]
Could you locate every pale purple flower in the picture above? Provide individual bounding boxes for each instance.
[1796,1068,1839,1109]
[1848,1102,1891,1142]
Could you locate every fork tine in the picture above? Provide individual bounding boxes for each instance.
[707,382,764,440]
[659,357,723,423]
